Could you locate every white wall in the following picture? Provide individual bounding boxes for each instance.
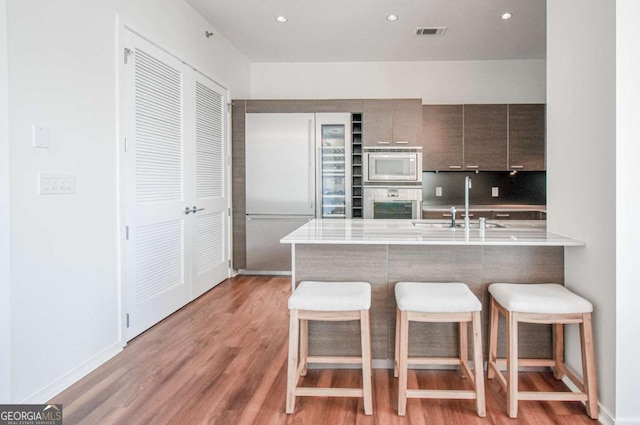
[5,0,249,403]
[547,0,616,423]
[616,2,640,423]
[0,0,11,403]
[251,59,546,103]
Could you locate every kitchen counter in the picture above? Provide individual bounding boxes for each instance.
[281,219,584,367]
[281,218,582,247]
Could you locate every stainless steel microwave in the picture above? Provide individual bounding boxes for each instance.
[363,147,422,184]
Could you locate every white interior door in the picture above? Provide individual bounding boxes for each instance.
[122,30,230,340]
[122,33,191,339]
[190,75,230,298]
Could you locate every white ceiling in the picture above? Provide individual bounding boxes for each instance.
[186,0,546,63]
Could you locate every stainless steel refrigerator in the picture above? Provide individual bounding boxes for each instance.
[244,112,351,272]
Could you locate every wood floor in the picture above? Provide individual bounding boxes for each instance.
[51,275,600,425]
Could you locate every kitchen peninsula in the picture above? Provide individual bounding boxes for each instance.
[281,219,584,367]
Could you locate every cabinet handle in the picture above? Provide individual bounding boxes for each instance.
[448,165,462,169]
[442,213,452,218]
[466,165,479,169]
[395,141,409,144]
[377,141,390,145]
[495,213,510,218]
[510,165,524,169]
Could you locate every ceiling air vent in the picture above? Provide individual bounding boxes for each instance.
[415,27,447,36]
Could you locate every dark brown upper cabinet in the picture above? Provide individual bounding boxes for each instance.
[363,99,422,147]
[422,103,546,172]
[508,104,546,171]
[463,104,508,171]
[363,100,393,147]
[422,105,464,171]
[392,99,423,147]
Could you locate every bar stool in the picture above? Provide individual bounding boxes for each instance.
[286,281,373,415]
[394,282,486,417]
[487,283,598,419]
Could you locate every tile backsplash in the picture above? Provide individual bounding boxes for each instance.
[422,171,546,206]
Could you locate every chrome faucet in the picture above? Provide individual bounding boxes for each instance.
[464,176,472,230]
[449,206,457,228]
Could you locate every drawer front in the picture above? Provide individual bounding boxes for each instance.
[493,211,540,220]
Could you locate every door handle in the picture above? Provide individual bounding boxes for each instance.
[184,206,205,215]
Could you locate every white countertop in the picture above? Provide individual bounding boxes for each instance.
[280,219,584,246]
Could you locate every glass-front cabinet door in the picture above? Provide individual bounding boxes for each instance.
[316,114,352,218]
[320,124,346,217]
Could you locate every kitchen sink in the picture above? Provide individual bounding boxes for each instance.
[411,221,507,229]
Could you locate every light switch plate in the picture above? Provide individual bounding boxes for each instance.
[33,124,49,148]
[492,187,499,197]
[39,173,76,195]
[436,187,442,197]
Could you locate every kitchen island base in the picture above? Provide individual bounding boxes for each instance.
[292,243,564,364]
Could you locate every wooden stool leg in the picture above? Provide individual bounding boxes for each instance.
[286,310,300,414]
[580,313,599,419]
[360,310,373,415]
[459,321,468,379]
[300,319,308,376]
[506,310,519,418]
[394,307,400,378]
[472,311,486,417]
[398,310,409,416]
[553,323,564,380]
[487,297,499,380]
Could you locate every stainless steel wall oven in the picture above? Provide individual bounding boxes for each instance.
[363,186,422,219]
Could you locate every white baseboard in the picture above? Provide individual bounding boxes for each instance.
[613,419,640,425]
[561,375,615,425]
[20,342,123,404]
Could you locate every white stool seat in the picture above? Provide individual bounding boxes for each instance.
[395,282,481,313]
[489,283,592,314]
[288,281,371,311]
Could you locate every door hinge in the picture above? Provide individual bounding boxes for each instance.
[125,225,129,240]
[228,207,231,216]
[228,259,231,268]
[126,313,130,328]
[124,47,133,64]
[124,137,128,152]
[227,102,231,113]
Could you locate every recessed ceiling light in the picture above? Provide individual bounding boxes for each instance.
[387,14,398,21]
[501,13,512,20]
[276,16,288,23]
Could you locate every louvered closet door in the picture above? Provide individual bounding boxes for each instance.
[189,76,229,298]
[123,33,191,340]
